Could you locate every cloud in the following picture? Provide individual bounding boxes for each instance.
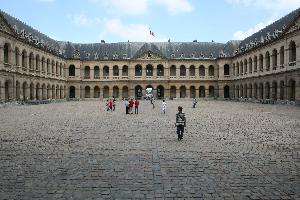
[68,13,101,26]
[103,18,168,42]
[225,0,300,12]
[233,20,273,40]
[90,0,193,15]
[154,0,193,14]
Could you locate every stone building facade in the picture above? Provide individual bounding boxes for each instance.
[0,9,299,102]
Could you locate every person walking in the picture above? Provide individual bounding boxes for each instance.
[175,106,186,140]
[134,99,140,114]
[129,98,134,114]
[192,98,197,108]
[124,99,129,114]
[162,99,167,114]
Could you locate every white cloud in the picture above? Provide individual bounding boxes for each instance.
[90,0,193,15]
[233,20,273,40]
[104,18,168,42]
[154,0,193,14]
[225,0,300,12]
[68,13,101,26]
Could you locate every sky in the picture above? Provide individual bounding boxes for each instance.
[1,0,300,43]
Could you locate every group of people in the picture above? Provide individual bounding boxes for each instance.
[104,97,194,141]
[124,98,140,114]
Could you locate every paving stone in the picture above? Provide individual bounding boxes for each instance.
[0,100,299,199]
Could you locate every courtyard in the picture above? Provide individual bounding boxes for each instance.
[0,100,299,200]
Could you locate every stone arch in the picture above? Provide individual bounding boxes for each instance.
[208,65,214,76]
[103,66,109,77]
[69,86,76,98]
[199,65,205,76]
[4,80,12,101]
[46,59,50,74]
[113,65,119,77]
[122,86,129,98]
[199,86,205,98]
[180,86,186,98]
[94,66,100,79]
[236,85,240,98]
[30,82,35,100]
[224,85,230,98]
[224,64,230,76]
[56,85,60,99]
[14,80,20,100]
[135,64,142,76]
[3,42,11,64]
[180,65,186,76]
[22,82,28,100]
[189,65,195,77]
[47,84,51,99]
[236,62,240,75]
[157,64,164,76]
[288,79,296,101]
[52,85,56,99]
[122,65,128,77]
[240,61,244,75]
[157,85,164,99]
[60,85,63,99]
[272,49,278,68]
[244,84,248,98]
[146,64,153,76]
[35,54,40,71]
[249,57,253,73]
[272,81,278,100]
[113,86,119,98]
[170,86,176,98]
[280,46,284,66]
[265,51,270,71]
[253,56,258,72]
[15,46,20,66]
[36,83,41,100]
[244,59,248,74]
[85,86,90,98]
[22,49,27,69]
[190,86,196,98]
[29,52,34,70]
[209,86,215,97]
[289,40,296,63]
[135,85,143,99]
[42,84,47,100]
[265,82,270,99]
[84,66,90,79]
[170,65,176,77]
[240,84,244,97]
[259,54,263,72]
[279,81,285,100]
[259,83,264,99]
[253,83,258,99]
[103,86,109,98]
[94,86,100,98]
[248,83,253,98]
[41,57,45,72]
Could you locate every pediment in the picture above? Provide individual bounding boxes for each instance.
[0,14,14,35]
[136,51,164,60]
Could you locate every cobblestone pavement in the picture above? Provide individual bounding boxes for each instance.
[0,100,299,200]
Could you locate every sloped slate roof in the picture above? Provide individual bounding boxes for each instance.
[239,7,300,48]
[1,8,299,60]
[0,10,61,51]
[63,41,230,60]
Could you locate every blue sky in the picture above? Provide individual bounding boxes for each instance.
[1,0,300,43]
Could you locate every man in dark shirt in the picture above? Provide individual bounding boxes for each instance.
[175,106,186,140]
